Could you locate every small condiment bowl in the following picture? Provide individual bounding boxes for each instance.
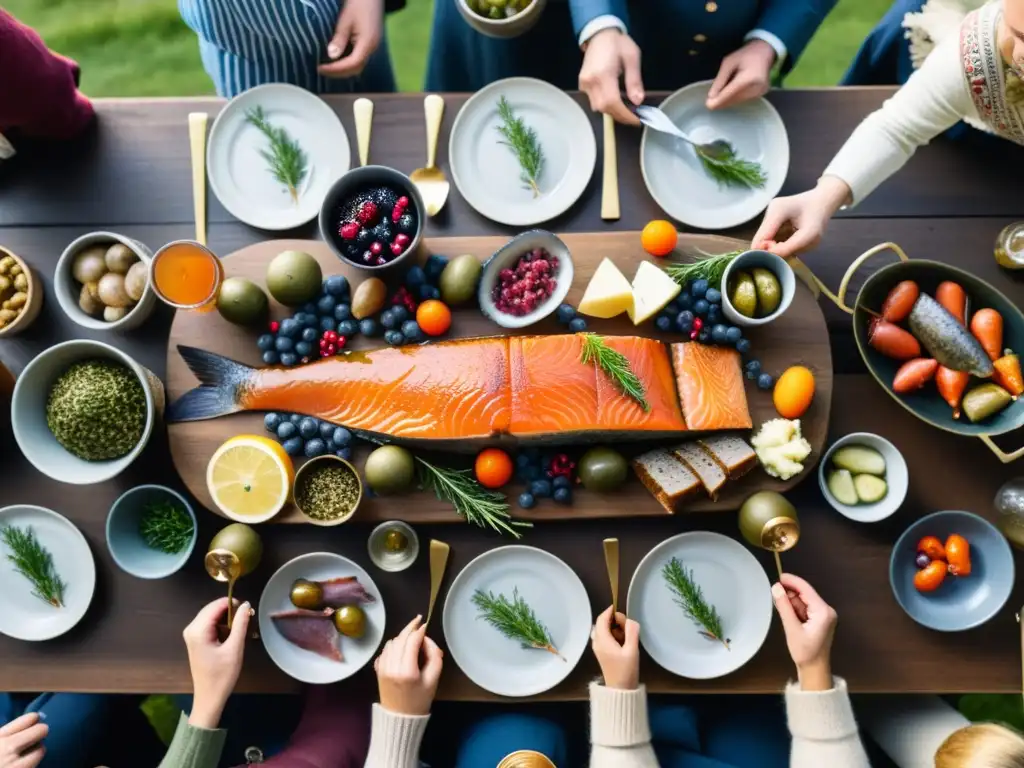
[720,249,795,327]
[293,455,363,527]
[456,0,548,38]
[477,230,574,329]
[0,246,44,337]
[11,339,163,485]
[368,521,420,572]
[107,485,197,579]
[817,432,908,523]
[54,232,157,332]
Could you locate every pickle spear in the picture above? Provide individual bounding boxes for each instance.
[908,294,994,377]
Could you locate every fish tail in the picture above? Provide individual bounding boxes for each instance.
[167,346,254,422]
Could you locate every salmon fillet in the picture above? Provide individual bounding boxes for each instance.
[510,335,601,435]
[595,336,687,432]
[671,343,751,431]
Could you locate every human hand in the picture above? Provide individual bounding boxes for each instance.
[0,712,47,768]
[706,39,776,111]
[319,0,384,78]
[772,573,837,691]
[579,29,644,126]
[183,597,250,729]
[591,605,640,690]
[374,615,443,716]
[751,176,851,259]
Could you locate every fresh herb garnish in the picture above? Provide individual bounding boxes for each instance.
[663,557,729,648]
[472,587,563,658]
[1,525,66,608]
[140,501,195,554]
[580,333,650,412]
[245,106,308,204]
[663,250,743,291]
[496,96,544,197]
[416,457,532,539]
[697,144,767,189]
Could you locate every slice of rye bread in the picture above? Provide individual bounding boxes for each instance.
[697,434,757,480]
[673,442,727,499]
[632,448,701,514]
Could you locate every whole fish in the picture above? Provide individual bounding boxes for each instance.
[908,294,994,378]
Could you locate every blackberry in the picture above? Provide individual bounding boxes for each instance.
[397,213,415,234]
[370,186,399,211]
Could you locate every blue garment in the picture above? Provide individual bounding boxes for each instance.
[179,0,396,97]
[0,692,111,768]
[426,0,837,93]
[455,713,569,767]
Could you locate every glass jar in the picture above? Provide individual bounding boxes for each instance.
[994,222,1024,269]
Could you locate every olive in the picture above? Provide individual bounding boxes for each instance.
[290,578,323,610]
[728,271,757,319]
[439,254,482,307]
[752,268,782,317]
[578,447,628,492]
[364,445,416,495]
[333,604,366,638]
[384,529,409,553]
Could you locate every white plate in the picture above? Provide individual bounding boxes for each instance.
[0,505,95,641]
[208,83,351,230]
[627,531,772,679]
[640,81,789,230]
[259,552,385,684]
[449,77,596,226]
[442,545,591,697]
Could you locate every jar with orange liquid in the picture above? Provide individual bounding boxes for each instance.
[151,240,223,310]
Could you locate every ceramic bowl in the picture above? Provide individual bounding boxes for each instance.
[11,340,163,485]
[54,232,157,332]
[107,485,197,579]
[293,455,363,527]
[0,247,44,337]
[817,432,908,523]
[318,165,424,273]
[720,250,795,327]
[477,230,574,329]
[890,510,1014,631]
[455,0,548,38]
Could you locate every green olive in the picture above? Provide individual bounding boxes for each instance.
[439,254,482,307]
[333,604,366,638]
[578,447,628,492]
[290,579,323,610]
[384,529,408,553]
[364,445,416,495]
[752,267,782,317]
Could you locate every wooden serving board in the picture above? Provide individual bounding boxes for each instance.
[167,233,833,524]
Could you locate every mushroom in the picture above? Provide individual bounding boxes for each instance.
[124,261,148,302]
[72,246,108,284]
[104,243,138,275]
[97,272,133,308]
[79,282,103,316]
[103,306,129,323]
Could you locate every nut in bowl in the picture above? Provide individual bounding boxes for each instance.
[294,455,363,526]
[721,250,794,327]
[457,0,547,38]
[818,432,908,523]
[0,247,43,337]
[478,230,574,329]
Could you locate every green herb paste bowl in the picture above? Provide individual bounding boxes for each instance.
[107,485,197,579]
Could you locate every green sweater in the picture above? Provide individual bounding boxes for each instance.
[158,713,226,768]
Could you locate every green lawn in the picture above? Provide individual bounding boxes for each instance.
[9,0,891,97]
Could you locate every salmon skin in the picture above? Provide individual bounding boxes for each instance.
[168,334,688,450]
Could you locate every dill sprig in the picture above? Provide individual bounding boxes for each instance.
[416,457,532,539]
[472,587,563,659]
[663,250,743,291]
[662,557,729,649]
[496,96,544,197]
[1,525,66,608]
[140,501,195,555]
[580,333,650,412]
[245,106,308,204]
[697,144,767,189]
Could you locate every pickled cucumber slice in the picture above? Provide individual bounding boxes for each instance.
[831,446,886,476]
[854,474,888,503]
[827,469,859,506]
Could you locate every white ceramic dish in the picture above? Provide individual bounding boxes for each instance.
[54,232,157,332]
[208,83,351,231]
[107,485,197,579]
[11,340,162,485]
[456,0,548,38]
[0,505,95,641]
[720,250,795,327]
[818,432,909,523]
[627,531,772,679]
[367,521,419,573]
[259,552,385,684]
[442,545,591,697]
[449,77,596,227]
[477,230,574,329]
[640,81,789,230]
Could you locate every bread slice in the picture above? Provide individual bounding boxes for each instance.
[697,434,757,480]
[632,448,701,514]
[673,442,728,499]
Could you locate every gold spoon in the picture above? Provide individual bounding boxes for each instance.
[353,98,373,167]
[409,95,450,217]
[205,549,244,628]
[425,539,450,627]
[187,112,208,246]
[603,538,625,643]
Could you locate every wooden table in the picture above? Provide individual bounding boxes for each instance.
[2,90,1024,698]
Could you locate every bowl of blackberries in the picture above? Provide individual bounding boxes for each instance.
[319,166,424,272]
[478,230,574,329]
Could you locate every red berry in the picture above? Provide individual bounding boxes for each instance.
[327,343,336,354]
[690,330,699,340]
[336,335,347,349]
[339,222,360,240]
[391,242,404,256]
[692,317,704,330]
[319,338,329,349]
[363,251,373,263]
[356,201,379,226]
[391,207,403,224]
[395,233,410,247]
[376,256,387,266]
[370,242,383,256]
[397,196,410,209]
[326,330,338,342]
[269,321,280,333]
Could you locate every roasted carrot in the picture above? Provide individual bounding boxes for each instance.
[868,318,922,360]
[881,280,920,323]
[936,365,970,418]
[893,358,939,393]
[994,351,1024,396]
[970,308,1003,361]
[936,281,967,324]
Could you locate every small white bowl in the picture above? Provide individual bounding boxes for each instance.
[107,485,197,579]
[720,250,795,327]
[477,230,574,329]
[818,432,908,523]
[456,0,548,38]
[55,232,157,332]
[11,340,163,485]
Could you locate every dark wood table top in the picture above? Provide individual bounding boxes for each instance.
[2,90,1024,697]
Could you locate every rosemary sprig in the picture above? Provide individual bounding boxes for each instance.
[140,501,195,555]
[496,96,544,197]
[662,557,729,649]
[245,106,308,204]
[663,250,743,291]
[697,144,767,189]
[1,525,66,608]
[580,333,650,412]
[416,457,532,539]
[472,587,563,659]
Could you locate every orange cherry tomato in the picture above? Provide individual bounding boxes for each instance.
[416,299,452,337]
[641,220,678,258]
[945,534,972,576]
[917,535,946,561]
[475,448,514,489]
[913,560,947,593]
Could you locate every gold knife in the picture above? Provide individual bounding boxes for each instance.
[603,538,624,642]
[188,112,208,246]
[600,114,620,221]
[426,539,450,627]
[353,98,373,167]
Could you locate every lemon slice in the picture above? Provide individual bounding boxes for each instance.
[206,435,294,523]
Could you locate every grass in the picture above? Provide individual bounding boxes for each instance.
[9,0,893,97]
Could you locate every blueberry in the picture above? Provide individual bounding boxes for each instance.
[391,306,409,323]
[320,317,337,333]
[425,254,449,280]
[304,438,327,458]
[405,266,426,288]
[419,284,441,300]
[711,324,728,344]
[373,221,395,244]
[516,453,532,469]
[676,293,693,311]
[725,326,742,343]
[556,303,577,324]
[262,350,280,365]
[553,487,573,505]
[299,417,319,439]
[697,329,711,344]
[384,330,405,346]
[691,278,709,298]
[705,287,722,304]
[319,421,335,441]
[915,552,931,569]
[521,465,542,482]
[301,302,317,315]
[553,475,571,490]
[290,414,303,424]
[693,299,710,316]
[333,304,352,322]
[335,447,353,461]
[380,310,398,330]
[359,318,379,336]
[757,373,775,390]
[264,413,282,432]
[282,436,304,456]
[676,310,694,331]
[277,421,297,440]
[337,319,358,337]
[517,492,537,510]
[257,333,275,351]
[301,326,319,343]
[332,427,352,447]
[295,341,312,357]
[317,295,337,316]
[325,275,350,297]
[745,359,762,374]
[397,213,416,234]
[655,315,672,332]
[274,336,294,352]
[735,338,752,355]
[568,317,588,332]
[279,318,298,338]
[706,305,722,324]
[401,320,423,341]
[664,301,680,316]
[530,479,553,498]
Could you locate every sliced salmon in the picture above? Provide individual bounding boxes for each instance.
[671,343,751,431]
[595,336,687,432]
[510,335,600,435]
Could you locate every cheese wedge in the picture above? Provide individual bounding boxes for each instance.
[627,261,681,325]
[578,258,634,318]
